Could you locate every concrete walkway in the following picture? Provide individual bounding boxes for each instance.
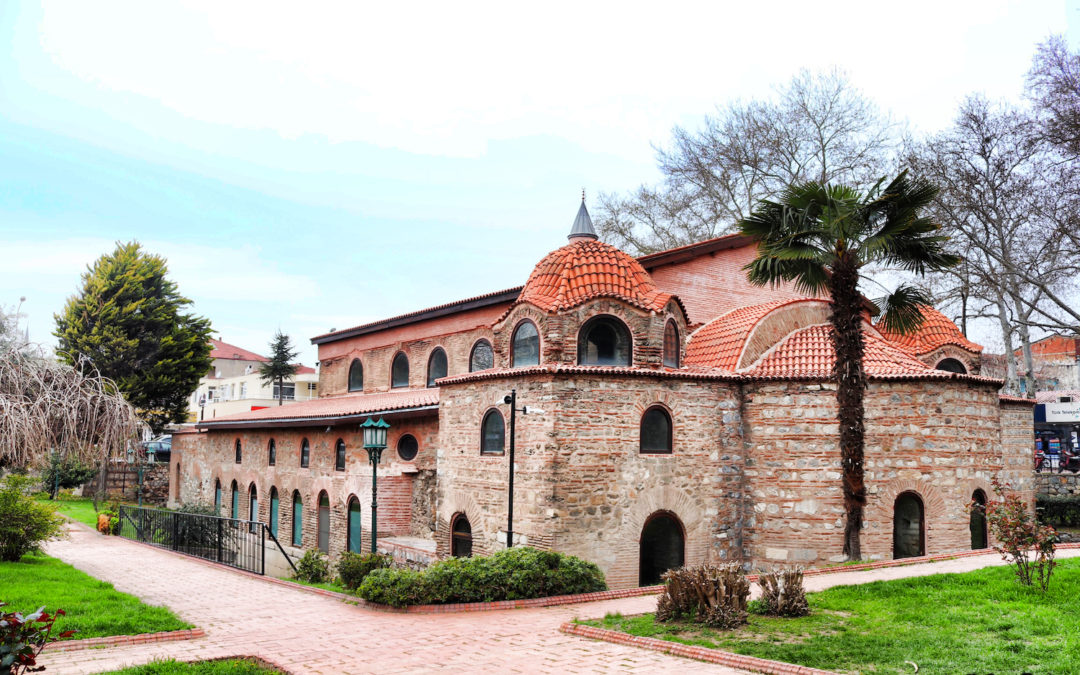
[38,524,1080,675]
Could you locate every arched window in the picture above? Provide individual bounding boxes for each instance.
[578,315,631,366]
[234,439,242,463]
[481,409,505,455]
[893,491,925,559]
[639,511,685,586]
[267,439,276,466]
[214,479,221,515]
[317,491,330,553]
[248,483,258,533]
[511,320,540,367]
[427,348,448,387]
[291,491,303,546]
[469,339,494,372]
[335,439,346,471]
[269,487,280,539]
[391,352,410,388]
[347,496,362,553]
[971,489,988,550]
[348,359,364,392]
[398,434,419,461]
[663,321,679,368]
[451,513,472,558]
[936,358,967,374]
[230,480,239,519]
[640,406,673,454]
[300,438,310,468]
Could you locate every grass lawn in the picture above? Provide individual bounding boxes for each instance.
[38,495,107,529]
[97,658,281,674]
[586,557,1080,673]
[285,576,347,594]
[0,552,190,639]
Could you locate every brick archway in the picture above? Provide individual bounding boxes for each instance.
[876,479,946,555]
[609,485,708,588]
[437,490,485,557]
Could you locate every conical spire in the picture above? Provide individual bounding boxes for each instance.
[568,192,598,242]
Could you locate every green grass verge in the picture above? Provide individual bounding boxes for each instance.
[0,552,190,639]
[96,658,280,674]
[40,495,106,529]
[585,557,1080,673]
[285,576,347,594]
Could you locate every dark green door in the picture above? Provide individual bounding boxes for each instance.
[269,488,279,538]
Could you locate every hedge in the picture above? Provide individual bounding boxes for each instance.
[1037,495,1080,528]
[357,546,606,607]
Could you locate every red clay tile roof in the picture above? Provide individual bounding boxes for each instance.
[514,240,678,315]
[1001,394,1038,405]
[209,339,268,362]
[684,299,811,371]
[743,324,932,378]
[1036,390,1080,403]
[437,363,738,386]
[197,389,438,427]
[876,305,983,356]
[294,365,317,375]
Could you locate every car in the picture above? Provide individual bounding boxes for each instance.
[140,434,172,463]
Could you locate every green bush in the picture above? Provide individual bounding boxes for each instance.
[1037,495,1080,528]
[336,552,391,590]
[40,455,98,496]
[0,475,66,561]
[294,550,329,583]
[358,546,606,607]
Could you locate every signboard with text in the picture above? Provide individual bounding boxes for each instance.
[1045,401,1080,423]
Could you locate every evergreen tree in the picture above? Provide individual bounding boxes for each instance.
[260,330,299,406]
[54,242,213,433]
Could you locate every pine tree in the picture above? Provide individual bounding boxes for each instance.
[260,330,299,406]
[54,242,213,433]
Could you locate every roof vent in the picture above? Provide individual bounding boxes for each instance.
[568,195,598,242]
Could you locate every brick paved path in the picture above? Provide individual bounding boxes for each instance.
[38,524,1080,675]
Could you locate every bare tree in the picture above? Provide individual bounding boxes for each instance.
[597,69,897,253]
[1027,35,1080,158]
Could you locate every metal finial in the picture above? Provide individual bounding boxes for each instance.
[581,187,586,202]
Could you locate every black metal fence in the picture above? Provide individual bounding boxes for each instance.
[117,505,296,576]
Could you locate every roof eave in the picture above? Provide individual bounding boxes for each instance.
[196,404,439,430]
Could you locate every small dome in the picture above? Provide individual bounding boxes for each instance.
[517,239,675,314]
[876,305,983,356]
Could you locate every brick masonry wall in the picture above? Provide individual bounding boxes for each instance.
[1035,473,1080,497]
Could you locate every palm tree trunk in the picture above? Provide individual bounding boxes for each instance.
[829,256,867,561]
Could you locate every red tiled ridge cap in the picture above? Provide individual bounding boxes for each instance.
[1000,394,1038,405]
[743,323,934,378]
[684,299,818,370]
[197,389,439,426]
[1035,389,1080,403]
[209,338,267,362]
[876,304,983,355]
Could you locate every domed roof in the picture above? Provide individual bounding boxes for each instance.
[876,305,983,355]
[517,238,676,314]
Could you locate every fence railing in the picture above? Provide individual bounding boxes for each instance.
[117,505,297,576]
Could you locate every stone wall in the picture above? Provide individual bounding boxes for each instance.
[84,463,170,504]
[1035,472,1080,497]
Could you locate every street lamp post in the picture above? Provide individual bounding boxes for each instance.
[198,394,206,422]
[362,417,390,554]
[501,389,533,549]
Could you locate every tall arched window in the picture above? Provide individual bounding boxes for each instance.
[427,348,448,387]
[317,491,330,553]
[578,316,631,366]
[511,320,540,367]
[481,409,505,455]
[291,491,303,546]
[391,352,410,388]
[348,359,364,392]
[230,480,239,519]
[398,434,419,461]
[269,487,280,538]
[451,513,472,558]
[347,496,362,553]
[214,479,222,515]
[335,439,346,471]
[300,438,310,468]
[936,358,967,374]
[267,439,276,466]
[234,439,242,464]
[469,339,494,372]
[663,321,679,368]
[248,483,258,533]
[640,406,673,454]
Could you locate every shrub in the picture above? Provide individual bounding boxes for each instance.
[655,563,750,629]
[1036,495,1080,528]
[357,547,606,607]
[174,503,222,549]
[336,552,391,590]
[97,510,120,535]
[758,568,809,617]
[40,455,98,496]
[0,602,76,675]
[987,477,1057,591]
[295,550,330,583]
[0,475,65,561]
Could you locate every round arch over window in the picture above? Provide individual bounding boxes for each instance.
[335,439,346,471]
[230,480,239,519]
[291,491,303,546]
[248,483,258,532]
[578,315,632,366]
[469,339,494,372]
[481,409,505,455]
[640,406,673,454]
[347,496,362,553]
[269,487,280,538]
[317,491,330,553]
[234,439,242,464]
[935,358,967,374]
[663,320,680,368]
[511,320,540,367]
[427,348,448,387]
[214,479,222,515]
[451,513,472,558]
[398,434,419,461]
[267,438,276,466]
[300,438,310,468]
[348,359,364,392]
[391,352,410,388]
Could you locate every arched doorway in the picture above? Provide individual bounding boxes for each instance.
[970,489,988,549]
[639,511,685,586]
[451,513,472,557]
[893,492,925,559]
[317,492,330,553]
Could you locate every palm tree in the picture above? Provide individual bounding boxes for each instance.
[738,171,959,560]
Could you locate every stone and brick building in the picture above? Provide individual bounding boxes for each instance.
[171,201,1033,588]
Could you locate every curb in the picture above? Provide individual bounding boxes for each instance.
[559,622,835,675]
[44,628,206,653]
